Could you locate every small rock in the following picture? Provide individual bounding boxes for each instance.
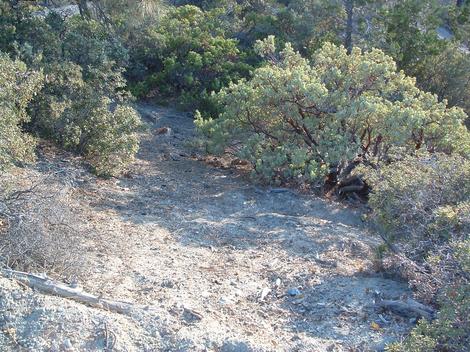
[220,341,252,352]
[219,296,234,305]
[63,338,73,350]
[260,287,271,301]
[287,288,301,296]
[161,279,175,288]
[182,308,203,324]
[275,278,282,287]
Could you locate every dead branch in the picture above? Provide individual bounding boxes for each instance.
[1,269,134,315]
[376,298,435,321]
[338,175,363,187]
[338,184,364,194]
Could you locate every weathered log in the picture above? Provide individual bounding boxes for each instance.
[338,175,363,188]
[338,184,364,194]
[376,298,435,321]
[1,269,134,315]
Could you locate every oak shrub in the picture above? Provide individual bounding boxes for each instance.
[0,54,42,169]
[0,4,141,176]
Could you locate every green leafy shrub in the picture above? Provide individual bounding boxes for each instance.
[0,54,42,169]
[0,5,141,176]
[29,62,141,176]
[196,38,469,186]
[62,16,129,72]
[63,98,141,176]
[417,44,470,127]
[381,0,446,80]
[127,5,252,111]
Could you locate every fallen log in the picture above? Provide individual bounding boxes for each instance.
[338,175,363,188]
[1,269,134,315]
[338,184,364,194]
[376,298,435,321]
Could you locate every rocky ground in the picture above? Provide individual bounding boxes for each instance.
[0,104,415,351]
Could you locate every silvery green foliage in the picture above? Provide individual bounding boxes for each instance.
[196,38,469,185]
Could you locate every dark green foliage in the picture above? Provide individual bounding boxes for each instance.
[126,5,252,112]
[0,54,42,169]
[381,0,446,79]
[61,17,129,71]
[0,2,140,176]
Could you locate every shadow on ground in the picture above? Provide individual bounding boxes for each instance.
[66,105,413,351]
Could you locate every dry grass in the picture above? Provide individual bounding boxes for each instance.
[0,170,89,281]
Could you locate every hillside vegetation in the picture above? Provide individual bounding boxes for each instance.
[0,1,469,351]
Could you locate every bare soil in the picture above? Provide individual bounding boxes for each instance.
[0,104,414,351]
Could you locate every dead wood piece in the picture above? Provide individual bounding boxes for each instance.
[338,184,364,194]
[338,175,363,187]
[1,269,133,315]
[376,298,435,321]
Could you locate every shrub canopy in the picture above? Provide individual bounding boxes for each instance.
[0,54,42,169]
[196,38,470,185]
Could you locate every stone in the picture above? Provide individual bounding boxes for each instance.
[287,288,301,296]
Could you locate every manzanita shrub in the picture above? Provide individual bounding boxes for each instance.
[196,37,470,187]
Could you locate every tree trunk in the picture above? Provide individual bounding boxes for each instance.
[344,0,354,54]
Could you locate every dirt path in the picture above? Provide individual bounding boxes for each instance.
[1,105,413,351]
[63,104,411,351]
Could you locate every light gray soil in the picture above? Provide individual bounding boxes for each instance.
[0,104,413,351]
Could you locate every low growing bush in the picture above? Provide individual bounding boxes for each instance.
[386,284,470,352]
[365,153,470,351]
[365,153,469,298]
[0,172,89,281]
[0,5,141,177]
[0,54,42,169]
[30,62,141,176]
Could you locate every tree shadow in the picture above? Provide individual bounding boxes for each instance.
[80,104,377,268]
[68,106,415,349]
